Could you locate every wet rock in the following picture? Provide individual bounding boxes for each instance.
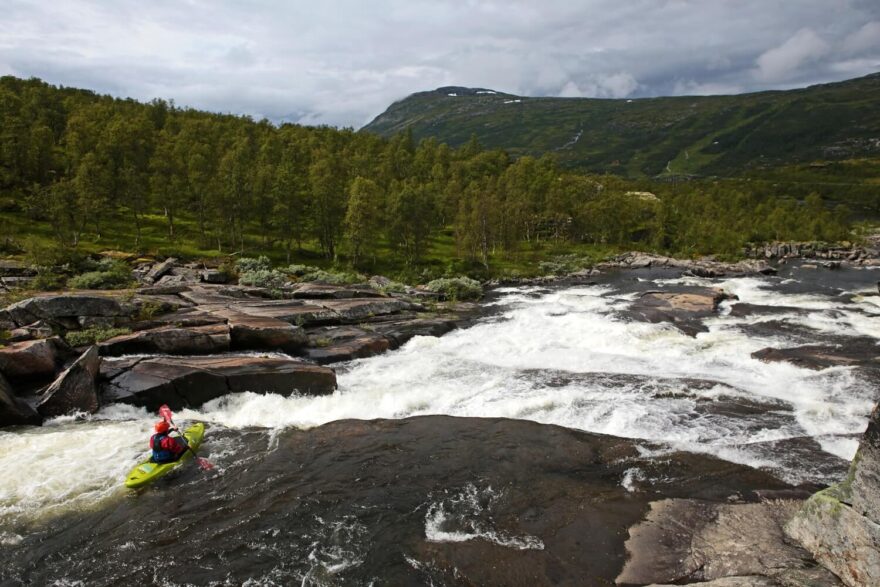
[319,298,415,322]
[0,371,41,427]
[752,340,880,370]
[135,284,190,296]
[617,499,836,586]
[37,346,101,418]
[305,327,391,364]
[0,337,69,383]
[143,257,177,284]
[0,416,795,585]
[101,354,337,410]
[369,317,457,349]
[98,324,230,357]
[627,287,732,335]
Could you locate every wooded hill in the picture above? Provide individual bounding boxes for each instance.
[0,76,857,281]
[362,73,880,179]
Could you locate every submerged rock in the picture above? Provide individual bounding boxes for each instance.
[37,346,101,418]
[752,340,880,370]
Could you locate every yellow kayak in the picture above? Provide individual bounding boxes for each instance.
[124,423,206,489]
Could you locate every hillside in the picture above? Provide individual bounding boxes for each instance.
[362,74,880,178]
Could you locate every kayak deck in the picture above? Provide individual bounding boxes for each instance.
[124,423,206,489]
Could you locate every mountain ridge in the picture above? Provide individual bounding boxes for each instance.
[362,72,880,177]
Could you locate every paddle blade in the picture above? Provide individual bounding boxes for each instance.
[196,457,214,471]
[158,404,173,422]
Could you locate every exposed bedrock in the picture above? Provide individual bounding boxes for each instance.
[98,323,231,356]
[785,403,880,587]
[1,417,794,586]
[626,286,734,335]
[100,354,337,411]
[0,337,72,384]
[37,345,101,418]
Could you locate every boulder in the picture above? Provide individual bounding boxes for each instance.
[618,499,839,586]
[143,257,177,284]
[852,403,880,524]
[0,337,68,383]
[98,324,230,356]
[3,294,131,328]
[37,346,101,418]
[0,371,41,427]
[101,355,337,410]
[784,402,880,586]
[200,269,228,284]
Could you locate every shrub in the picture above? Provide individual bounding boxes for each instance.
[424,276,483,301]
[286,264,315,277]
[300,269,364,285]
[67,259,132,290]
[31,267,66,291]
[236,256,272,273]
[238,268,288,290]
[65,326,131,347]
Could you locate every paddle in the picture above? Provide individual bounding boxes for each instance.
[158,404,214,471]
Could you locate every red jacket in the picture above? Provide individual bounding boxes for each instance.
[150,432,186,457]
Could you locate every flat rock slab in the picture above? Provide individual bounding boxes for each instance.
[617,498,838,586]
[368,317,458,349]
[217,310,308,353]
[752,341,880,370]
[99,324,230,356]
[37,346,101,418]
[291,283,384,299]
[305,327,391,364]
[101,354,337,410]
[626,287,732,336]
[3,294,132,327]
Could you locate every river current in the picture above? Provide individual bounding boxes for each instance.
[1,263,878,584]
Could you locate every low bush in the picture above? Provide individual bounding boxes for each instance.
[238,268,288,290]
[236,256,272,273]
[67,258,132,290]
[65,326,131,347]
[299,268,364,285]
[424,276,483,301]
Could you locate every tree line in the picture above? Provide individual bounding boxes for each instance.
[0,76,852,270]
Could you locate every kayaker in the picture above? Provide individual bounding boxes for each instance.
[150,420,187,463]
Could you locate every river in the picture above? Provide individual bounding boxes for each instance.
[1,263,878,585]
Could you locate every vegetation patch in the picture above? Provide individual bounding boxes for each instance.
[65,327,131,347]
[425,277,483,301]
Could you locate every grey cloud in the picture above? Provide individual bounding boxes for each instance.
[1,1,878,127]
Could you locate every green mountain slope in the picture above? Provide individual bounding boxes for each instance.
[362,74,880,177]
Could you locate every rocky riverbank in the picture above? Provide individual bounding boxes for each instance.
[0,266,476,426]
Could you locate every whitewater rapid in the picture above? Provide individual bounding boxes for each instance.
[2,268,879,531]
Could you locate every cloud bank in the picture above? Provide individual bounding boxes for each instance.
[1,0,878,127]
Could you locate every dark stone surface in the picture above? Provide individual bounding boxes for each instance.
[223,311,308,354]
[4,294,131,327]
[0,337,69,384]
[37,346,101,418]
[368,317,458,349]
[752,340,880,371]
[1,416,795,586]
[98,324,230,356]
[625,287,732,336]
[0,371,41,427]
[305,327,391,364]
[101,354,337,410]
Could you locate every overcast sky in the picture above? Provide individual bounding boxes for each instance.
[1,0,878,128]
